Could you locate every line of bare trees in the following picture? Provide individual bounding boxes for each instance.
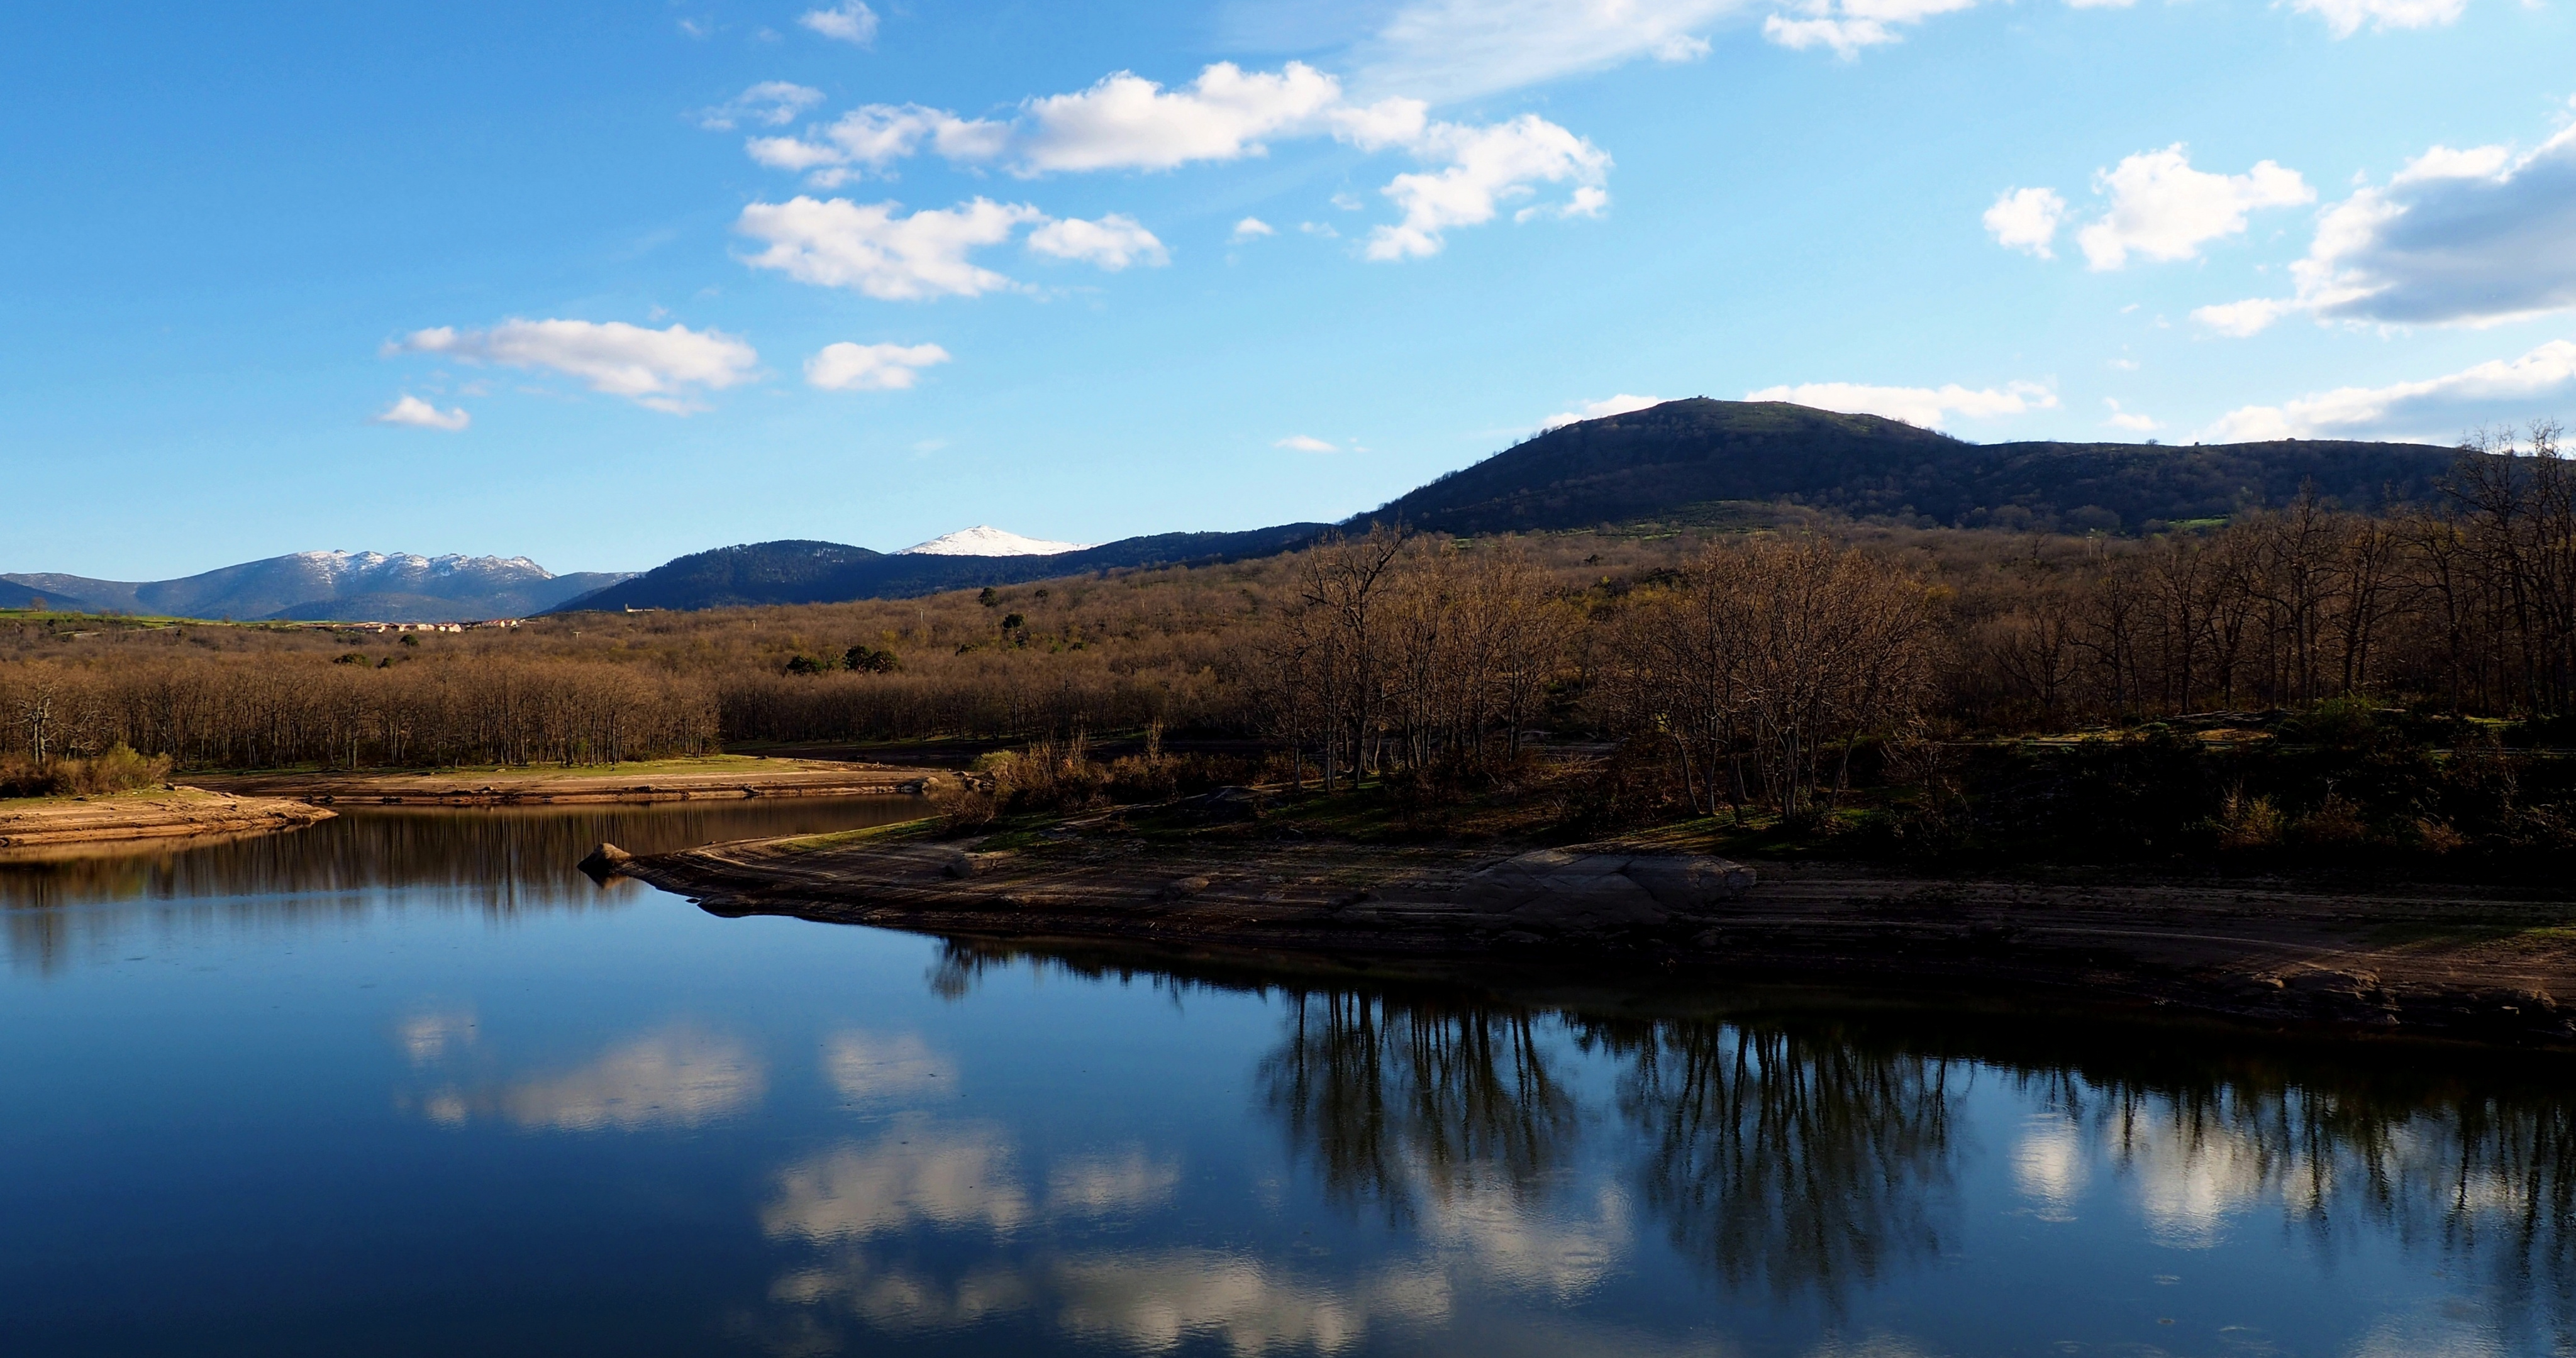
[1252,529,1573,792]
[0,656,718,771]
[1961,422,2575,726]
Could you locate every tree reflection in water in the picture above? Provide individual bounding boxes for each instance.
[1253,990,1961,1303]
[2015,1054,2576,1332]
[1260,991,1579,1228]
[1582,1018,1960,1306]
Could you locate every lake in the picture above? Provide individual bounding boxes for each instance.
[3,803,2570,1356]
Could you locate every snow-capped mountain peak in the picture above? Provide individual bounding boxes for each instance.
[287,550,552,582]
[897,526,1096,557]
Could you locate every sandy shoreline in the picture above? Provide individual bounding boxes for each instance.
[617,825,2576,1046]
[190,758,932,806]
[0,788,337,853]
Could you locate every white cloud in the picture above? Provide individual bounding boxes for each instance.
[2290,0,2465,36]
[1231,216,1276,242]
[2076,145,2314,270]
[738,198,1164,298]
[1352,0,1743,103]
[697,80,824,131]
[799,1,879,45]
[745,135,851,174]
[736,196,1046,300]
[1541,393,1667,429]
[720,59,1625,263]
[1018,62,1343,172]
[806,341,952,391]
[724,63,1615,262]
[1745,380,2057,426]
[372,394,470,431]
[2104,398,2160,432]
[397,319,757,414]
[1764,0,1980,57]
[745,103,1013,186]
[1330,97,1433,154]
[1367,114,1611,260]
[1518,184,1609,221]
[735,67,1407,182]
[2206,340,2576,441]
[2197,122,2576,333]
[1984,187,2067,258]
[2190,297,2291,337]
[1026,214,1170,270]
[1275,434,1339,452]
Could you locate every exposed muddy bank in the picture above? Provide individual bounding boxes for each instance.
[619,828,2576,1047]
[192,759,933,807]
[0,788,335,853]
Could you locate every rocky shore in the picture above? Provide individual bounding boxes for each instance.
[613,819,2576,1046]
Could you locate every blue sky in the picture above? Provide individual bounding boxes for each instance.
[7,0,2573,578]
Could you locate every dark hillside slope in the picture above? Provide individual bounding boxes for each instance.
[0,581,104,612]
[1368,399,2458,533]
[550,541,888,612]
[554,524,1329,613]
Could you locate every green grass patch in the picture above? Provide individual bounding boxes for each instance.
[0,786,204,808]
[775,816,942,852]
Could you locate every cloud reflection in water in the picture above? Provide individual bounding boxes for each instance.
[763,1123,1036,1242]
[414,1024,765,1132]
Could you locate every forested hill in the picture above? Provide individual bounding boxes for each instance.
[1364,399,2460,534]
[552,524,1331,613]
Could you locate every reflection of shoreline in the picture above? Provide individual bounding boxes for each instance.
[938,938,2576,1332]
[0,798,928,973]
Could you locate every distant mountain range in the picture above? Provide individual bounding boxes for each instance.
[551,525,1330,614]
[1,552,633,624]
[553,400,2464,614]
[1373,399,2457,534]
[9,401,2473,622]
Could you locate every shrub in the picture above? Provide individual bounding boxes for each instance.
[929,778,996,834]
[0,754,54,797]
[2215,789,2285,850]
[1106,754,1177,803]
[2412,818,2469,854]
[2291,793,2370,847]
[0,744,172,798]
[1559,739,1690,835]
[975,739,1109,815]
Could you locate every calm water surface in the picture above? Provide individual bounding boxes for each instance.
[3,803,2572,1356]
